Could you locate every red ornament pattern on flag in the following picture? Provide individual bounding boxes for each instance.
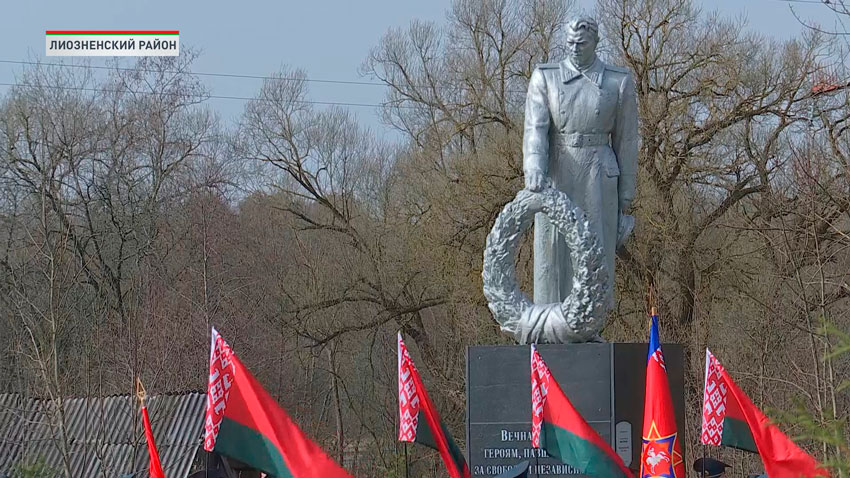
[530,345,551,448]
[398,333,420,442]
[650,349,666,370]
[204,328,235,451]
[700,349,727,446]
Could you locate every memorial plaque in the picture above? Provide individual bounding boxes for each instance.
[466,344,685,478]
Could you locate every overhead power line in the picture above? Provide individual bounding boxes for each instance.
[0,81,404,109]
[0,59,387,87]
[770,0,830,4]
[0,58,530,94]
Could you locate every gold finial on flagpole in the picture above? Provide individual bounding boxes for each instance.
[648,283,658,318]
[136,377,147,405]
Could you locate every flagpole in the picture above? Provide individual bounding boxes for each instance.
[399,330,409,478]
[136,377,146,478]
[207,328,211,478]
[403,442,409,478]
[535,447,540,477]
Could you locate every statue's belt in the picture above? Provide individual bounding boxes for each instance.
[559,132,610,148]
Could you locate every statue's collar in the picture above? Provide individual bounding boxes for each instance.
[560,57,604,88]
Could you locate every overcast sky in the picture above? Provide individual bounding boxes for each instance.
[0,0,840,138]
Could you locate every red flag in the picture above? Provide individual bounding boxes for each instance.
[139,386,165,478]
[398,333,470,478]
[639,315,685,478]
[204,327,351,478]
[530,345,632,478]
[701,349,829,478]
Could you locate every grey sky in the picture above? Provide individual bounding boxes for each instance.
[0,0,839,139]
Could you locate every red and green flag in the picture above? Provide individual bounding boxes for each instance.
[530,345,632,478]
[700,349,829,478]
[639,315,685,478]
[398,333,470,478]
[204,327,351,478]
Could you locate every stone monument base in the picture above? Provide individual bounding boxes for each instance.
[466,343,685,477]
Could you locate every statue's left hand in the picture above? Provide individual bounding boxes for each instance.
[525,169,546,192]
[616,213,635,249]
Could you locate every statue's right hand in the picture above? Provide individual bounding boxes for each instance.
[525,169,546,192]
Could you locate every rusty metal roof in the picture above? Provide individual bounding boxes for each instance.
[0,392,205,478]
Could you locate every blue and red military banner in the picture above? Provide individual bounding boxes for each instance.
[639,314,685,478]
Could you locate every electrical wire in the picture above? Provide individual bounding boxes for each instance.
[0,81,411,109]
[0,59,386,87]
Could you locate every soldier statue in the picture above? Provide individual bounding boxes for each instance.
[523,16,638,311]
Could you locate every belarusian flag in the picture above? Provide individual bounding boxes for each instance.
[700,349,829,477]
[398,333,470,478]
[204,327,351,478]
[530,345,632,478]
[639,315,685,478]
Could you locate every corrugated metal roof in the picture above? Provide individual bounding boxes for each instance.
[0,392,206,478]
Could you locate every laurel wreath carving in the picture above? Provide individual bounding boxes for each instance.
[482,188,609,343]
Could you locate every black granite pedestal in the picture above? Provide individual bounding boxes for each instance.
[466,344,685,478]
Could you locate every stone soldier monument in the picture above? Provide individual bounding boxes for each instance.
[523,17,638,309]
[482,17,638,344]
[471,18,684,477]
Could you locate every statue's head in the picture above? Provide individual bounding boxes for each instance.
[566,16,599,69]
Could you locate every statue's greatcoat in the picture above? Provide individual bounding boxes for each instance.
[523,57,638,306]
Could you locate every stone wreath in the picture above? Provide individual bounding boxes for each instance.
[482,188,609,344]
